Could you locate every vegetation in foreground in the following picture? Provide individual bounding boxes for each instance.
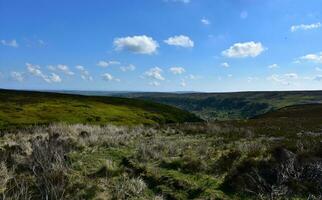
[112,90,322,120]
[0,89,202,129]
[0,104,321,200]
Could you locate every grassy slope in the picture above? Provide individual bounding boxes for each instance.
[114,91,322,120]
[0,89,202,128]
[254,103,322,119]
[2,103,321,199]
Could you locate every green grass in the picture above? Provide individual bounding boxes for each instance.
[1,102,321,199]
[112,90,322,120]
[0,89,202,129]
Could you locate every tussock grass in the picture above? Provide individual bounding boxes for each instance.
[0,106,321,200]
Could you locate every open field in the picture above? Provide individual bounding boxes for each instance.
[109,91,322,121]
[0,89,202,129]
[0,103,321,199]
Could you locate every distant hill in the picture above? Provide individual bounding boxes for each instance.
[110,91,322,120]
[254,103,322,119]
[0,89,202,129]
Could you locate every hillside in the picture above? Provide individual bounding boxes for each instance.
[0,89,202,129]
[111,91,322,120]
[254,103,322,119]
[1,103,321,199]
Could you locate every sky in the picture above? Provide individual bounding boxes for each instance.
[1,0,322,92]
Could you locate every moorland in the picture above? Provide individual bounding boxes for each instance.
[0,89,321,200]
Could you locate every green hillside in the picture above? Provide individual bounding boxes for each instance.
[114,91,322,120]
[1,104,321,199]
[0,89,202,129]
[254,103,322,120]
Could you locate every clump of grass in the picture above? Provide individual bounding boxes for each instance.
[0,162,10,194]
[112,175,148,199]
[90,159,121,178]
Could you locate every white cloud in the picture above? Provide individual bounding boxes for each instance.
[57,64,74,75]
[97,60,120,67]
[76,65,93,81]
[291,22,321,32]
[26,63,43,77]
[240,11,248,19]
[144,67,165,80]
[222,41,265,58]
[102,73,120,82]
[120,64,136,72]
[149,81,160,86]
[164,35,194,48]
[11,72,24,82]
[299,52,322,63]
[221,62,230,68]
[1,39,18,48]
[114,35,159,54]
[170,67,185,75]
[49,73,62,83]
[227,74,233,78]
[201,17,210,25]
[268,64,279,69]
[26,63,62,83]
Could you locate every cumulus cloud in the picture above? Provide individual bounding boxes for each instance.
[48,73,62,83]
[1,39,18,48]
[97,60,120,67]
[291,22,321,32]
[170,67,185,75]
[144,67,165,80]
[57,64,74,75]
[26,63,62,83]
[221,62,230,68]
[299,52,322,63]
[201,17,210,25]
[120,64,136,72]
[102,73,120,82]
[26,63,43,77]
[76,65,93,81]
[222,41,265,58]
[268,64,279,69]
[114,35,159,54]
[164,35,194,48]
[11,72,24,82]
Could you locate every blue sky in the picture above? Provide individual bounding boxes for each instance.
[1,0,322,92]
